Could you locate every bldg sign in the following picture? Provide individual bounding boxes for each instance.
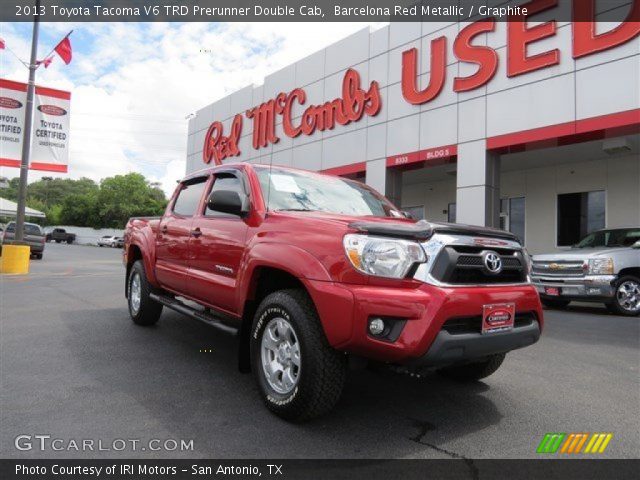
[202,0,640,166]
[0,79,71,173]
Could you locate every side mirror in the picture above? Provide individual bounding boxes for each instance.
[207,190,248,217]
[632,240,640,249]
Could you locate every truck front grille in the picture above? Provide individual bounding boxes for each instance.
[431,245,527,285]
[532,261,585,277]
[442,311,537,335]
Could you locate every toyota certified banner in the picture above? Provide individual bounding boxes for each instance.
[0,78,70,173]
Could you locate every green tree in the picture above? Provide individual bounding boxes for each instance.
[96,173,166,228]
[60,192,99,227]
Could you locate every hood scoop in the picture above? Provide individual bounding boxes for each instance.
[348,220,434,240]
[349,220,520,242]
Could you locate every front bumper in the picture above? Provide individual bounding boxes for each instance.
[532,275,617,300]
[307,279,543,365]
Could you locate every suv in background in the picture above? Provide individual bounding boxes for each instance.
[532,228,640,316]
[1,221,46,259]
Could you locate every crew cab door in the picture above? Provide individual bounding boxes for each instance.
[186,171,249,315]
[155,176,208,294]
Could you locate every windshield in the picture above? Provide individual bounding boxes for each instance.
[256,167,402,218]
[574,229,640,248]
[5,223,42,235]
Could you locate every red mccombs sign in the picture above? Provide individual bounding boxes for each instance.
[203,0,640,165]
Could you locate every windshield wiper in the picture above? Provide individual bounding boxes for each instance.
[275,208,316,212]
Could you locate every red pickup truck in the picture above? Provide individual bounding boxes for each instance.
[124,163,542,421]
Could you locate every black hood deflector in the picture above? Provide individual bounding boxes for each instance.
[349,220,520,242]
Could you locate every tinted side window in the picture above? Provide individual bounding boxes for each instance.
[25,224,42,235]
[173,179,207,217]
[205,175,244,217]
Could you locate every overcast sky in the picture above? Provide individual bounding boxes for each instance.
[0,22,380,196]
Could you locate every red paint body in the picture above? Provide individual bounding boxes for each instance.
[124,163,543,363]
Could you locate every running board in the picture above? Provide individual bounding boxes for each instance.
[150,293,239,336]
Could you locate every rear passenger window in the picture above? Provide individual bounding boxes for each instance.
[204,174,245,217]
[173,178,207,217]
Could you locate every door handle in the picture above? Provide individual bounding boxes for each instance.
[161,225,168,234]
[190,228,202,238]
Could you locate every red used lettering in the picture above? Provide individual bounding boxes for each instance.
[507,0,559,77]
[573,0,640,58]
[454,19,499,92]
[401,37,447,105]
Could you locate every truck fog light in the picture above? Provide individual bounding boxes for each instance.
[368,318,385,336]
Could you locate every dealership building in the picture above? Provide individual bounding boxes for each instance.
[186,15,640,254]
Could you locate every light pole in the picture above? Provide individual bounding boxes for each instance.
[14,0,40,243]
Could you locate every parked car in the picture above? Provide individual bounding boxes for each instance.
[2,221,46,259]
[532,227,640,316]
[114,237,125,248]
[124,164,543,421]
[46,228,76,244]
[97,235,118,247]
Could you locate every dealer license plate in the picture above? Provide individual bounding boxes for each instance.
[482,303,515,334]
[544,287,560,296]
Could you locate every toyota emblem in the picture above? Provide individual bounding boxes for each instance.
[484,251,502,274]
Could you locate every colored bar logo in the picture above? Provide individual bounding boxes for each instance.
[537,433,613,454]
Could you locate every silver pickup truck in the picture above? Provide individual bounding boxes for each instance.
[532,227,640,316]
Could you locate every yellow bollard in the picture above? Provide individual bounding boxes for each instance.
[0,245,31,274]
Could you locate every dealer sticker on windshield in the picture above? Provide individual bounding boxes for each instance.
[482,303,515,334]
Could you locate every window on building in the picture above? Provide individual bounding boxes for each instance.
[173,178,208,217]
[557,191,605,246]
[205,174,245,217]
[500,197,525,244]
[402,205,425,220]
[447,203,456,223]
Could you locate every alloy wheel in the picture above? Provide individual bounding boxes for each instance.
[260,317,301,395]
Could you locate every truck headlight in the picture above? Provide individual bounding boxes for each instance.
[343,234,426,279]
[588,257,614,275]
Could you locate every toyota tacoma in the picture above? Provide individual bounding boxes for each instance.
[123,164,543,421]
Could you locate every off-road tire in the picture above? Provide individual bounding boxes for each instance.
[250,289,347,422]
[541,298,570,309]
[438,353,506,381]
[127,260,163,326]
[606,276,640,317]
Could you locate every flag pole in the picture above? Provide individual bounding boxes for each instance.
[14,0,40,243]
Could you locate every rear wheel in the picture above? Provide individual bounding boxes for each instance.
[34,253,43,260]
[607,276,640,316]
[541,298,570,309]
[250,289,346,422]
[127,260,163,326]
[438,353,506,381]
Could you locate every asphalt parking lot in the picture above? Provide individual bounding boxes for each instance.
[1,243,639,459]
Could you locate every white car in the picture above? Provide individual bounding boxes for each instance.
[97,235,118,247]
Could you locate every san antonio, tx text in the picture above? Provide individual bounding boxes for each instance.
[16,463,283,476]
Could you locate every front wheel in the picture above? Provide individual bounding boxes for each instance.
[438,353,506,382]
[541,298,570,309]
[607,276,640,316]
[127,260,163,326]
[250,289,346,422]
